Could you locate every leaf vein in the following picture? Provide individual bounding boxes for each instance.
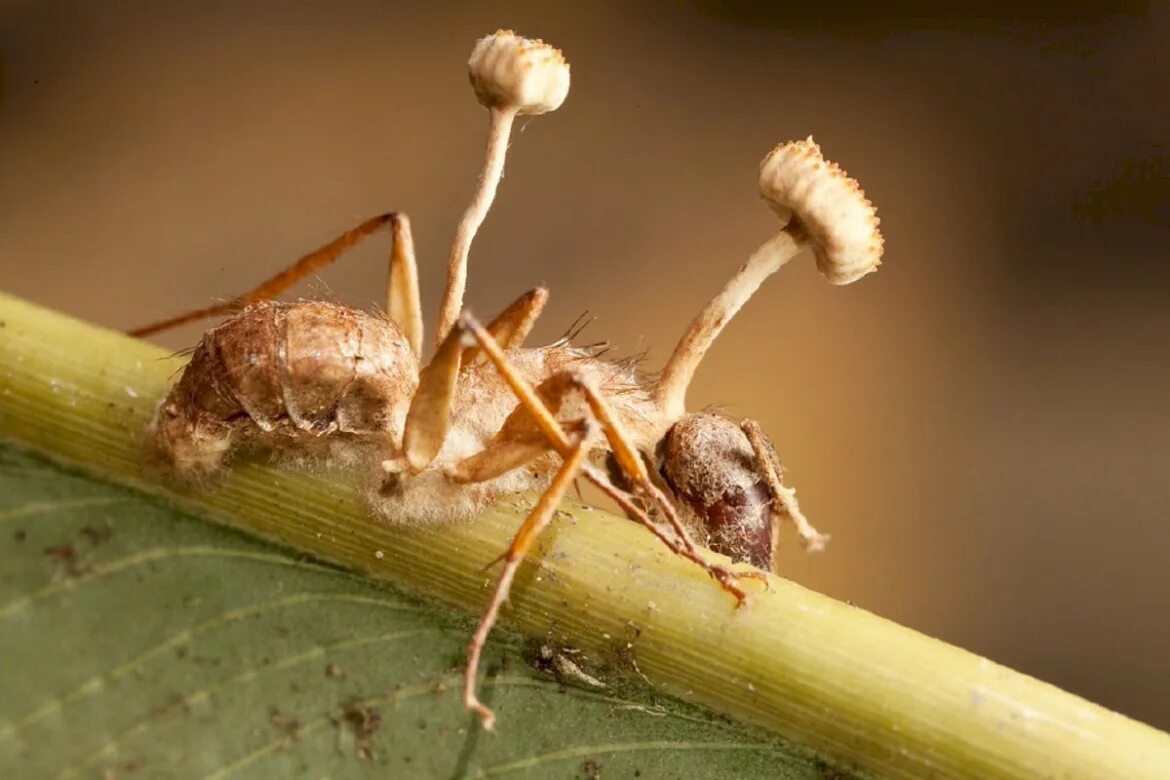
[0,497,130,525]
[199,674,467,780]
[0,546,341,619]
[2,591,421,741]
[57,628,440,778]
[481,740,781,776]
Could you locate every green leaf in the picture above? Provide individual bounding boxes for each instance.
[0,445,832,780]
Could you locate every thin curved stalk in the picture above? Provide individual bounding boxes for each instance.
[436,106,518,345]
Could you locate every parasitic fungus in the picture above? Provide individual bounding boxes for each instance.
[435,30,571,345]
[655,137,884,423]
[758,136,883,285]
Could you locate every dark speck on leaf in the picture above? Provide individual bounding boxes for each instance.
[44,543,86,577]
[814,758,849,779]
[269,707,302,743]
[81,522,113,546]
[147,693,190,720]
[100,757,142,778]
[44,543,75,560]
[333,700,382,761]
[13,529,26,542]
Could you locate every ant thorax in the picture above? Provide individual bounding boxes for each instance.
[375,341,659,527]
[152,296,660,527]
[132,29,882,729]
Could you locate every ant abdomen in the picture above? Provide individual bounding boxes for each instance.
[659,412,776,570]
[152,300,418,478]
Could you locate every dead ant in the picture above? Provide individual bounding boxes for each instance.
[129,30,883,729]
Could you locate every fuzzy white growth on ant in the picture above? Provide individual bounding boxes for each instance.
[131,29,884,730]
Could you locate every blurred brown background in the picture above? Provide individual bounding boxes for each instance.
[2,0,1168,729]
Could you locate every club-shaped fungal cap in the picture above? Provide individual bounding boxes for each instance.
[468,30,570,115]
[759,137,884,284]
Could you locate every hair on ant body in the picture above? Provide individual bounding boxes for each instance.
[131,30,884,729]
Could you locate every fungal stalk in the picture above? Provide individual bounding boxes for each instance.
[435,30,571,345]
[655,138,885,421]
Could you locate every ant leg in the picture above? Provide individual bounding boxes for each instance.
[741,419,830,554]
[399,319,465,471]
[446,416,589,484]
[450,430,757,604]
[129,213,421,354]
[559,372,770,596]
[446,439,549,484]
[385,215,423,358]
[442,370,628,482]
[458,315,767,601]
[464,424,594,730]
[397,288,549,472]
[462,287,548,365]
[581,463,761,604]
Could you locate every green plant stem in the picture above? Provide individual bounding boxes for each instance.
[1,289,1167,779]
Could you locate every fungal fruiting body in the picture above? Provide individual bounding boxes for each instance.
[467,30,570,115]
[134,29,884,729]
[437,31,571,344]
[758,136,883,285]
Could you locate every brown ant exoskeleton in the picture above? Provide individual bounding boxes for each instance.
[130,30,884,729]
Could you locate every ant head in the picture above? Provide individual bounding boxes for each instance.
[644,140,876,567]
[658,412,777,570]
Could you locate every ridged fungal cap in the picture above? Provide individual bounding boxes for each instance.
[758,138,883,284]
[468,30,570,115]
